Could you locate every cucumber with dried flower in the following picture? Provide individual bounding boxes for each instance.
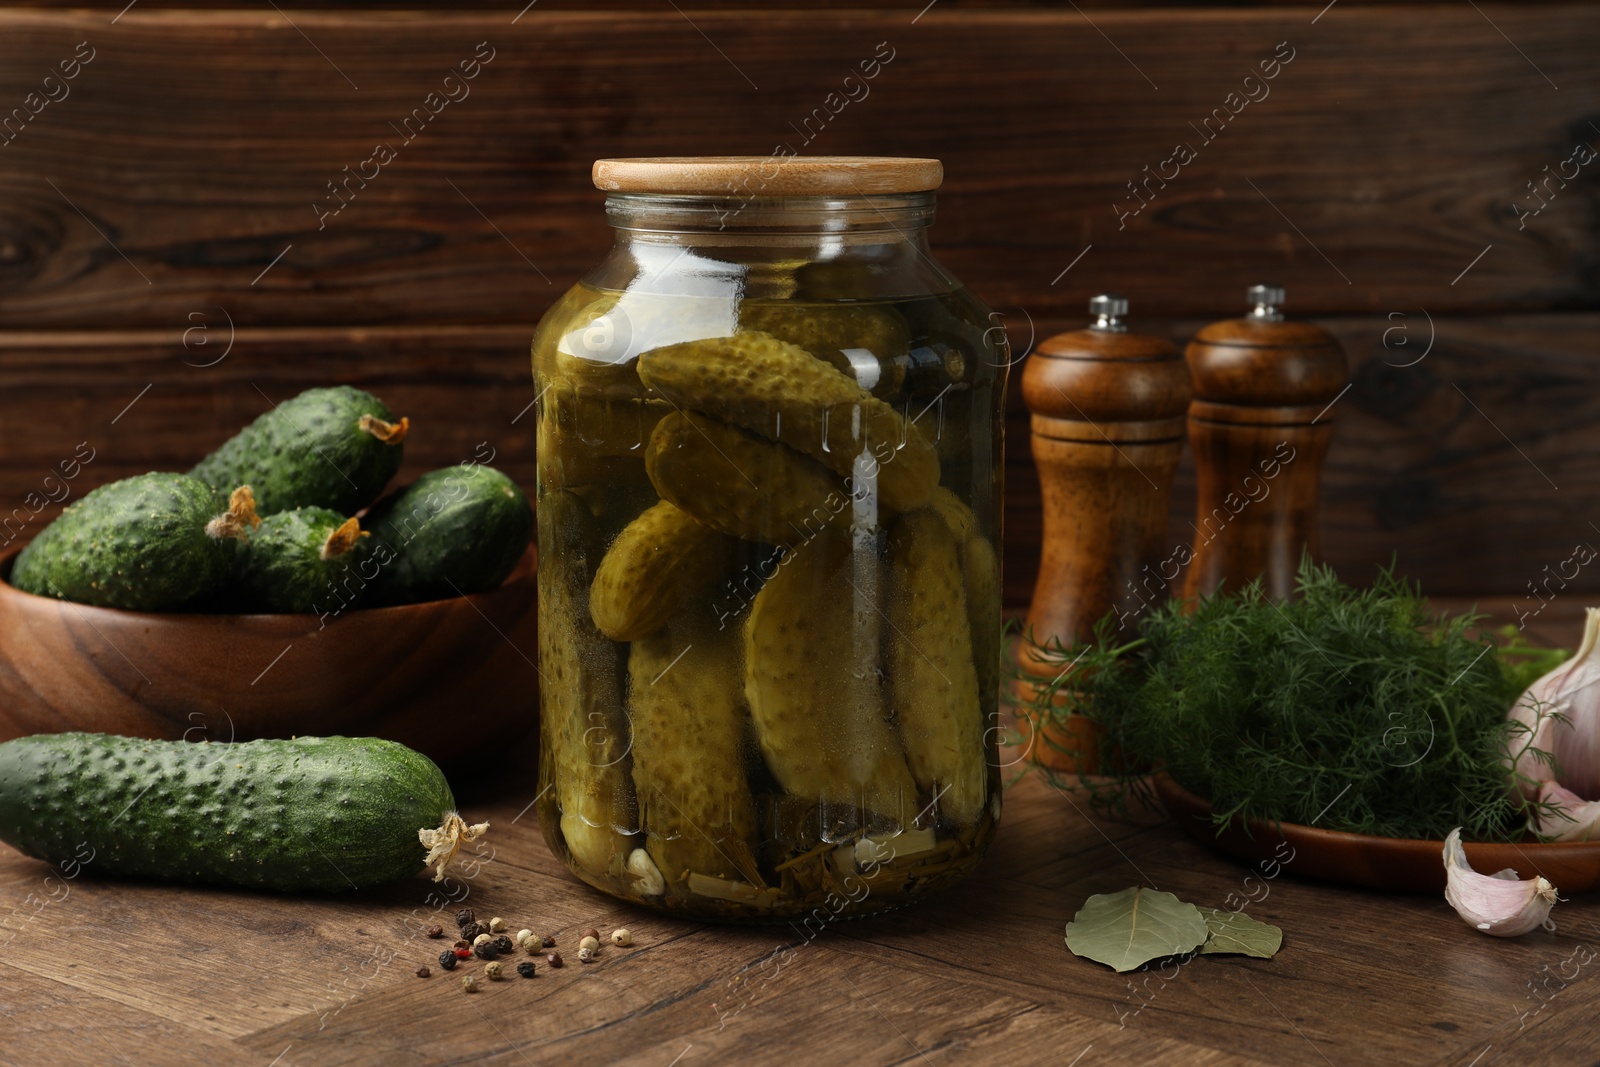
[0,733,486,892]
[235,507,369,613]
[190,386,408,515]
[366,465,533,604]
[9,473,258,610]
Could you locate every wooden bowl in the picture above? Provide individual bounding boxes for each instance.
[0,544,539,770]
[1155,774,1600,894]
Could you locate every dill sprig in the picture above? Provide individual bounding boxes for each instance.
[1016,559,1568,842]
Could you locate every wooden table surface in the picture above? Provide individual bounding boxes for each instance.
[3,601,1598,1067]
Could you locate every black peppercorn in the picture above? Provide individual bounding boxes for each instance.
[460,921,485,942]
[416,965,431,978]
[547,952,563,968]
[426,925,444,939]
[516,961,536,978]
[490,935,515,956]
[455,907,475,928]
[474,943,499,961]
[438,950,458,972]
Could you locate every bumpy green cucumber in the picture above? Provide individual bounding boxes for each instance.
[0,733,485,892]
[367,465,532,604]
[190,386,408,515]
[9,474,258,610]
[236,507,369,613]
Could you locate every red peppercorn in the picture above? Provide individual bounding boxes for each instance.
[454,947,472,959]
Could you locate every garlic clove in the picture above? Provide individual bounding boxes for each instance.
[1508,607,1600,801]
[627,847,665,897]
[1531,780,1600,841]
[1443,828,1559,937]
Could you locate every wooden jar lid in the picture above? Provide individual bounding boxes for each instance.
[1187,285,1346,410]
[592,156,944,196]
[1023,295,1191,439]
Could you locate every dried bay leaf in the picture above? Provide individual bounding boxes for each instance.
[1064,887,1209,973]
[1198,908,1283,958]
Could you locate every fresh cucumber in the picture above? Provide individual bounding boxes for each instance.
[0,733,485,892]
[8,474,257,610]
[367,465,532,604]
[190,386,408,516]
[236,507,369,613]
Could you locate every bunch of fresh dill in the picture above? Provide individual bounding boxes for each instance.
[1025,560,1566,842]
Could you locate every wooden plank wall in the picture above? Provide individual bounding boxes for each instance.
[0,4,1595,607]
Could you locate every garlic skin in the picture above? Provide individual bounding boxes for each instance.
[1443,828,1558,937]
[1508,607,1600,801]
[1531,780,1600,841]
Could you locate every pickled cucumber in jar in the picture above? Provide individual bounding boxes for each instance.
[533,156,1006,922]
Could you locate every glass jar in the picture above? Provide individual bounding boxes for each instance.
[531,156,1007,921]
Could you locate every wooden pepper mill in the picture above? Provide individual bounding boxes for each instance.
[1017,295,1192,772]
[1182,284,1348,601]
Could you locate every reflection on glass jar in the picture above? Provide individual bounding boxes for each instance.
[532,156,1009,922]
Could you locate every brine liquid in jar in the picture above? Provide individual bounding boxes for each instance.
[533,157,1008,921]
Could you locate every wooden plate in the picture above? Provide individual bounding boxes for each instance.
[1154,774,1600,894]
[0,544,539,770]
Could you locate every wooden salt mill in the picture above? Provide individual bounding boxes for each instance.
[1016,295,1191,772]
[1182,284,1347,601]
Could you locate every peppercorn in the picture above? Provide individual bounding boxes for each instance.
[461,921,485,941]
[547,952,564,968]
[540,935,556,948]
[461,974,479,993]
[426,925,445,939]
[491,935,515,956]
[583,927,600,940]
[455,907,475,928]
[578,946,598,963]
[453,939,472,952]
[454,947,472,959]
[579,935,600,953]
[438,950,458,972]
[489,917,507,933]
[474,943,499,961]
[416,964,431,978]
[484,961,504,981]
[611,928,633,947]
[516,961,536,978]
[516,928,534,947]
[473,933,493,948]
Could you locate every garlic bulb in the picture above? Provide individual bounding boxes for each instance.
[1443,828,1558,936]
[1531,780,1600,841]
[1508,607,1600,801]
